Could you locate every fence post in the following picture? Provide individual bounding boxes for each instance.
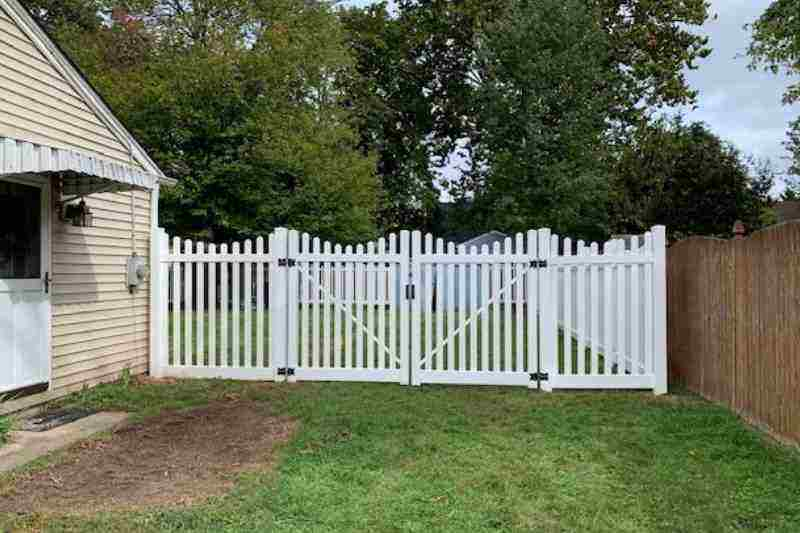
[538,228,554,392]
[286,230,299,382]
[653,225,668,395]
[149,228,168,378]
[271,228,289,382]
[399,230,412,385]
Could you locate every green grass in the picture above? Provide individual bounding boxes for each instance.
[3,380,800,532]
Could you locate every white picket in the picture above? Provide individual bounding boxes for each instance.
[424,234,434,369]
[576,241,586,374]
[589,242,599,375]
[435,238,445,371]
[457,245,467,371]
[377,239,387,370]
[503,237,512,372]
[220,243,229,366]
[196,242,205,364]
[366,241,375,370]
[313,238,322,368]
[446,242,456,370]
[243,240,252,367]
[480,244,490,372]
[563,237,572,376]
[231,242,240,368]
[287,231,299,373]
[630,243,641,375]
[616,241,626,374]
[411,231,422,380]
[208,244,217,367]
[538,229,554,390]
[355,243,365,369]
[255,237,264,368]
[602,240,614,375]
[515,233,524,373]
[644,232,654,379]
[388,234,398,370]
[172,237,181,366]
[469,245,479,371]
[323,241,332,368]
[344,244,354,369]
[526,231,537,378]
[331,244,346,368]
[184,239,193,366]
[399,231,411,385]
[491,241,501,372]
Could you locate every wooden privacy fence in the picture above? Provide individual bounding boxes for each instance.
[668,222,800,444]
[149,226,667,392]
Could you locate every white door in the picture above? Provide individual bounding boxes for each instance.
[0,176,50,394]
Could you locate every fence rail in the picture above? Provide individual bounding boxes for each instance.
[150,226,667,392]
[668,222,800,445]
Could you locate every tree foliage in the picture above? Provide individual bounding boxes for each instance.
[613,117,774,241]
[30,0,381,244]
[749,0,800,180]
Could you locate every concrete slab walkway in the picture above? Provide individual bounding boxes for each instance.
[0,412,129,474]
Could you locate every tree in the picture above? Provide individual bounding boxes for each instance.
[749,0,800,180]
[613,117,773,240]
[450,0,618,241]
[30,0,381,244]
[340,0,711,238]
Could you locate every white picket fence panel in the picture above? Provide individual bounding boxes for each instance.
[150,226,667,393]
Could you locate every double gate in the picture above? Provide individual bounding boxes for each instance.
[150,227,667,393]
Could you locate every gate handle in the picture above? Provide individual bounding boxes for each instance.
[44,272,51,294]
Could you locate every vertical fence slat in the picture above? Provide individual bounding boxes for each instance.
[287,231,299,374]
[653,226,667,394]
[400,231,411,385]
[209,244,217,367]
[255,237,264,368]
[563,237,572,376]
[491,241,501,372]
[220,244,229,367]
[334,244,343,369]
[355,243,364,369]
[232,242,240,368]
[457,244,467,371]
[480,244,490,372]
[344,244,354,369]
[446,241,456,371]
[538,229,554,390]
[589,242,599,375]
[301,234,310,368]
[644,232,654,378]
[576,241,586,375]
[323,241,332,368]
[377,239,387,370]
[616,242,627,374]
[514,234,524,373]
[435,238,445,371]
[388,234,398,370]
[313,238,322,369]
[184,239,193,366]
[602,240,614,375]
[243,240,252,367]
[502,237,512,372]
[172,237,181,367]
[410,231,422,383]
[469,245,479,372]
[366,241,375,370]
[526,231,537,378]
[424,234,433,370]
[196,242,205,365]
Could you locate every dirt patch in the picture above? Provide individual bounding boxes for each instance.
[0,401,296,516]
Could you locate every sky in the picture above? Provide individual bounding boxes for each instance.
[342,0,798,190]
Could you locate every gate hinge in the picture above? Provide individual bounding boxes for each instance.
[405,284,416,300]
[530,260,548,268]
[278,258,297,267]
[277,367,296,377]
[530,371,549,382]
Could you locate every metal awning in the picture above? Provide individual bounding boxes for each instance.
[0,136,172,196]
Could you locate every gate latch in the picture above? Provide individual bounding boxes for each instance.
[277,368,296,376]
[530,371,549,382]
[405,284,416,300]
[530,260,548,268]
[278,258,297,267]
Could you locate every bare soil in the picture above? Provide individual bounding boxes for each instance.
[0,401,296,516]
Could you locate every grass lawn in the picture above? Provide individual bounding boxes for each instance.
[0,416,9,446]
[3,380,799,532]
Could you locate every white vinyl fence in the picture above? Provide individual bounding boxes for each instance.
[150,226,667,393]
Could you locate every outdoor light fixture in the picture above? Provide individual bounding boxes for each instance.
[64,198,93,227]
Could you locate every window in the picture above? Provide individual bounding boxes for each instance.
[0,181,41,279]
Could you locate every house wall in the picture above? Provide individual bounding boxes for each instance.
[50,189,151,394]
[0,5,135,166]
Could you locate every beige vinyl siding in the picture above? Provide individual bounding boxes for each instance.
[0,5,135,165]
[50,189,152,391]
